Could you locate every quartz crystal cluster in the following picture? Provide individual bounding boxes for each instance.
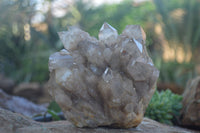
[48,23,159,128]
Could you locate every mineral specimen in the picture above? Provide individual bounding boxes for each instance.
[48,23,159,128]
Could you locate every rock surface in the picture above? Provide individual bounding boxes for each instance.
[0,89,46,117]
[0,108,197,133]
[13,82,51,104]
[14,82,43,103]
[48,23,159,128]
[0,74,15,93]
[157,82,183,94]
[181,76,200,127]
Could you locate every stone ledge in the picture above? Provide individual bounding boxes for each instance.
[0,108,197,133]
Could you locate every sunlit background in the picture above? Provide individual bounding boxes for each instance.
[1,0,199,87]
[0,0,200,128]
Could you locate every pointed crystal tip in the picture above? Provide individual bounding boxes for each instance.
[122,25,146,45]
[100,22,117,32]
[98,22,118,43]
[133,38,143,53]
[102,67,113,83]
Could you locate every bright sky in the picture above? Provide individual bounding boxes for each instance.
[31,0,149,23]
[85,0,149,6]
[86,0,124,6]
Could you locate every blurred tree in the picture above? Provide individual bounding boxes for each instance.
[153,0,200,88]
[76,0,157,47]
[0,0,36,82]
[154,0,200,63]
[2,0,198,87]
[0,0,159,83]
[0,0,58,82]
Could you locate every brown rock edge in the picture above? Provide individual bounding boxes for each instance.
[0,108,197,133]
[181,76,200,127]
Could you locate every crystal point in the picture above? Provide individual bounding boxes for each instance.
[48,52,73,72]
[122,25,146,45]
[60,49,70,55]
[102,67,113,83]
[133,38,143,53]
[98,22,118,45]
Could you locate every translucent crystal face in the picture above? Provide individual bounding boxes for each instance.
[99,23,118,45]
[48,23,159,128]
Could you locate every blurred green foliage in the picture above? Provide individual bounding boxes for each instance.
[33,100,62,121]
[48,100,62,113]
[77,0,157,39]
[0,0,199,90]
[152,0,200,87]
[154,0,200,62]
[145,90,183,125]
[0,0,58,83]
[0,0,158,83]
[47,100,62,121]
[154,59,197,87]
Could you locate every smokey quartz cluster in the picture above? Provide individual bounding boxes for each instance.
[48,23,159,128]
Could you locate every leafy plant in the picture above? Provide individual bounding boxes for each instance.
[32,101,63,121]
[47,100,62,121]
[157,60,196,87]
[145,89,183,125]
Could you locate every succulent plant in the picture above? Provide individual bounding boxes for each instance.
[145,89,182,125]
